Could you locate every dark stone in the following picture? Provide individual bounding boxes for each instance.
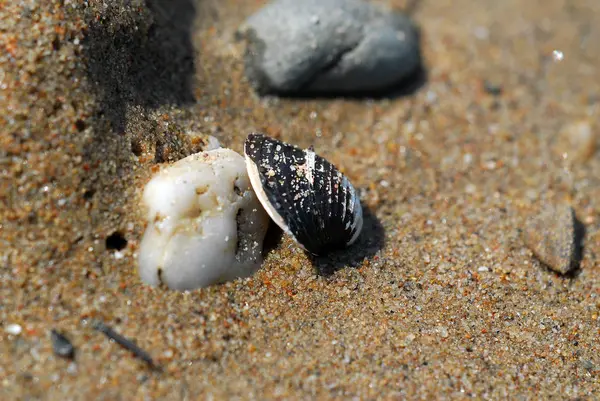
[238,0,421,95]
[483,80,503,96]
[51,330,75,359]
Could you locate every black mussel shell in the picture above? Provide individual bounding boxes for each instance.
[244,133,363,255]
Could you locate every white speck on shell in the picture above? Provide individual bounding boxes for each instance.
[304,148,315,185]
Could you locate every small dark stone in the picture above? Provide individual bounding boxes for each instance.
[238,0,421,95]
[51,330,75,359]
[483,80,503,96]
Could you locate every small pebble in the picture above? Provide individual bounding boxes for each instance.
[66,362,78,375]
[522,204,580,274]
[404,333,416,346]
[581,359,595,371]
[465,183,477,194]
[555,120,597,163]
[238,0,421,95]
[5,323,22,335]
[483,80,503,96]
[51,330,75,359]
[438,326,449,338]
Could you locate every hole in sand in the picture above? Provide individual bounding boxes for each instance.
[131,140,143,156]
[105,231,128,251]
[74,119,86,132]
[83,189,95,200]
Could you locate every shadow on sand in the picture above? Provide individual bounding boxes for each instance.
[310,205,385,276]
[278,63,428,101]
[82,0,197,133]
[562,215,586,279]
[262,205,385,276]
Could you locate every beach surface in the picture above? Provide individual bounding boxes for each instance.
[1,0,599,399]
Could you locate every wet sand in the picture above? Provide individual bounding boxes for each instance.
[1,0,599,399]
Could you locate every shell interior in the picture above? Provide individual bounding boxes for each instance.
[244,133,363,255]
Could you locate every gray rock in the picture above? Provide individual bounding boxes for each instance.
[238,0,421,95]
[522,204,582,275]
[51,329,75,359]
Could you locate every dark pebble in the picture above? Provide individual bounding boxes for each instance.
[238,0,421,95]
[483,80,503,96]
[51,329,75,359]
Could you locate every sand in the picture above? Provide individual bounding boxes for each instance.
[1,0,599,399]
